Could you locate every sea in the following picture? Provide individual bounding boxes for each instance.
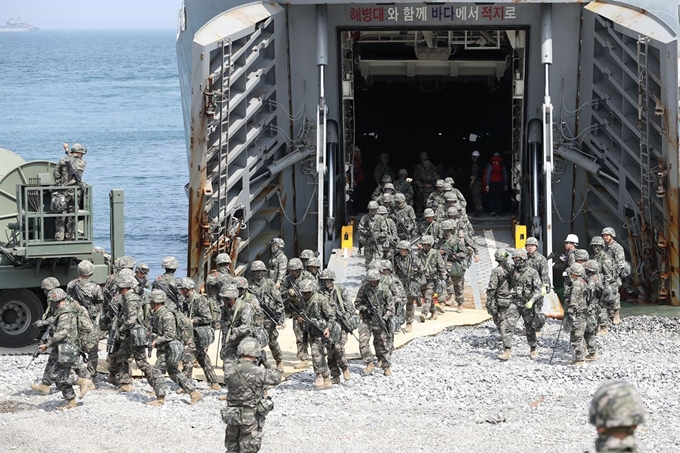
[0,30,188,278]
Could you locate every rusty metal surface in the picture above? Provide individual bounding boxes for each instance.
[584,2,674,44]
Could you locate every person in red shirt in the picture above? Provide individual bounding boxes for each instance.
[485,152,509,217]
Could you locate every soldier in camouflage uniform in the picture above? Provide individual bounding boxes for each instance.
[591,236,618,333]
[177,277,220,390]
[418,209,441,243]
[601,227,625,325]
[280,258,313,368]
[498,250,542,360]
[426,179,446,216]
[374,152,393,186]
[377,205,398,260]
[560,234,579,283]
[268,238,288,289]
[318,269,353,384]
[110,272,153,392]
[392,193,416,241]
[378,260,407,337]
[297,279,335,390]
[134,262,151,297]
[394,240,425,332]
[220,284,255,380]
[373,182,395,204]
[564,263,588,365]
[486,249,512,331]
[152,256,182,312]
[306,256,322,282]
[354,269,396,376]
[249,261,285,372]
[370,175,393,201]
[589,381,646,452]
[525,237,550,296]
[468,150,484,217]
[53,143,86,241]
[393,169,414,206]
[358,201,388,268]
[36,289,95,410]
[299,249,315,269]
[31,277,65,394]
[223,337,282,453]
[206,253,236,315]
[417,235,447,322]
[436,191,457,221]
[584,260,603,361]
[444,177,467,208]
[414,158,437,214]
[67,260,104,375]
[439,221,469,313]
[147,289,203,406]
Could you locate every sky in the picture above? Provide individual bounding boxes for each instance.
[1,0,182,30]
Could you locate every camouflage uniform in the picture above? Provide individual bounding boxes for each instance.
[393,245,425,326]
[221,296,255,376]
[280,266,313,362]
[592,242,617,327]
[391,198,416,241]
[584,263,603,359]
[319,282,352,381]
[224,354,282,453]
[565,264,588,363]
[182,290,218,385]
[486,252,513,332]
[418,216,441,241]
[52,148,86,241]
[44,301,81,402]
[378,206,398,260]
[354,273,395,372]
[415,162,437,214]
[469,157,483,216]
[393,174,414,206]
[249,274,285,367]
[206,266,235,315]
[299,289,335,379]
[440,229,468,309]
[67,275,104,375]
[426,185,446,214]
[268,246,288,287]
[604,235,625,321]
[134,265,151,297]
[110,289,153,385]
[150,305,197,397]
[526,250,550,295]
[373,153,393,186]
[589,381,646,453]
[152,271,182,312]
[358,208,388,268]
[502,252,542,356]
[418,238,447,320]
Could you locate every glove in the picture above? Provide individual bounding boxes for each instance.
[33,320,47,329]
[540,287,547,296]
[287,289,296,298]
[525,300,534,310]
[562,270,568,278]
[559,254,567,262]
[485,186,490,192]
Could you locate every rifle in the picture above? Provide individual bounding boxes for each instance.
[62,144,83,185]
[285,299,331,345]
[363,299,389,334]
[366,227,382,252]
[394,213,411,239]
[252,292,284,326]
[155,280,182,312]
[26,326,52,368]
[71,280,90,311]
[146,321,154,358]
[336,312,360,342]
[106,302,119,354]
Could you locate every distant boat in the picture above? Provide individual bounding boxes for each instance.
[0,18,39,32]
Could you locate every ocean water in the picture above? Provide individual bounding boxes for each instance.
[0,30,188,278]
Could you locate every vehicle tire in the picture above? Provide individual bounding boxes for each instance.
[0,289,44,348]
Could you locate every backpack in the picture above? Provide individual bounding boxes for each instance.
[168,308,193,343]
[75,306,97,350]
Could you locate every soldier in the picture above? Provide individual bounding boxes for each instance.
[297,279,335,390]
[416,161,437,213]
[110,272,153,392]
[393,240,425,332]
[392,192,416,241]
[486,249,512,331]
[370,175,393,201]
[222,337,282,453]
[358,201,388,268]
[524,237,550,297]
[417,235,447,322]
[468,150,484,217]
[36,289,95,410]
[152,256,182,312]
[583,260,603,361]
[393,168,414,206]
[134,262,151,296]
[457,203,475,237]
[590,236,618,333]
[206,253,235,314]
[498,249,542,360]
[249,260,285,372]
[377,205,398,260]
[560,233,579,274]
[440,221,468,313]
[426,179,446,214]
[318,269,353,384]
[589,381,646,452]
[177,277,220,391]
[67,260,104,375]
[354,269,395,376]
[444,177,467,208]
[299,249,315,269]
[268,238,288,289]
[566,249,589,291]
[373,182,395,204]
[374,152,393,186]
[564,263,588,365]
[281,258,313,369]
[220,284,254,380]
[380,193,394,212]
[418,208,441,242]
[306,256,322,282]
[601,227,625,325]
[53,143,86,241]
[438,191,458,221]
[147,289,203,406]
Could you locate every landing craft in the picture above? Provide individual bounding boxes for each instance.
[177,0,679,307]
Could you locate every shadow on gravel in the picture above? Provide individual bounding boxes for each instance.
[0,400,38,414]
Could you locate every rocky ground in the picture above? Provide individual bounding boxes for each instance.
[1,316,678,453]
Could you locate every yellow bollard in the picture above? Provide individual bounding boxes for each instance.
[341,224,354,250]
[515,224,527,249]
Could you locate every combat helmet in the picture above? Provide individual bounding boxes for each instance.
[78,260,94,276]
[298,279,316,293]
[116,273,136,289]
[236,277,249,290]
[251,260,267,272]
[584,260,599,274]
[445,177,454,186]
[447,207,459,217]
[319,269,336,280]
[601,227,616,238]
[381,174,393,184]
[288,258,303,271]
[119,255,136,270]
[377,206,388,215]
[494,249,508,262]
[70,143,87,155]
[270,238,285,248]
[383,183,394,192]
[420,235,435,246]
[512,249,528,260]
[590,236,605,247]
[148,289,167,304]
[525,237,539,246]
[237,337,262,358]
[423,208,435,218]
[47,288,68,303]
[161,256,178,270]
[444,191,456,202]
[397,240,410,250]
[575,249,590,261]
[435,180,444,188]
[568,263,585,277]
[441,220,454,230]
[379,260,393,272]
[219,284,239,300]
[394,193,406,203]
[215,253,231,266]
[41,277,61,291]
[398,169,408,176]
[367,201,379,210]
[442,183,453,192]
[307,257,321,268]
[300,249,315,260]
[366,269,381,281]
[382,193,394,204]
[589,381,646,429]
[135,263,150,275]
[177,277,196,290]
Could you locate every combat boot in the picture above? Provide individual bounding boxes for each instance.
[190,390,203,404]
[58,399,77,411]
[176,388,186,394]
[147,396,166,406]
[597,325,608,335]
[342,368,351,381]
[570,359,585,366]
[218,394,228,401]
[429,311,438,321]
[276,361,284,372]
[118,384,134,393]
[30,383,51,395]
[497,348,512,361]
[362,362,375,375]
[210,382,221,391]
[331,376,341,384]
[612,310,621,325]
[313,374,325,388]
[436,304,445,314]
[404,323,413,333]
[321,377,332,390]
[107,374,120,385]
[585,352,598,362]
[294,360,311,369]
[456,304,464,313]
[77,378,95,398]
[383,367,392,377]
[419,314,426,323]
[529,348,538,360]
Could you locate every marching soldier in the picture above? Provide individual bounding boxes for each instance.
[590,236,617,334]
[268,238,288,289]
[151,256,182,312]
[417,235,447,322]
[564,263,588,366]
[601,227,625,325]
[358,201,388,268]
[393,169,414,206]
[374,152,393,186]
[392,192,416,241]
[486,249,512,332]
[583,260,603,361]
[318,269,353,384]
[297,279,335,390]
[525,237,550,297]
[67,260,104,375]
[219,284,254,380]
[439,221,468,313]
[249,260,285,371]
[206,253,235,313]
[280,258,313,369]
[377,205,398,261]
[394,241,425,332]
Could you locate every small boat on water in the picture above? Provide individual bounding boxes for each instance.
[0,18,39,32]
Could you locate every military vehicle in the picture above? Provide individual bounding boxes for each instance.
[177,1,679,306]
[0,148,124,347]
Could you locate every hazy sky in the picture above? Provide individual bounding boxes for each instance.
[1,0,181,30]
